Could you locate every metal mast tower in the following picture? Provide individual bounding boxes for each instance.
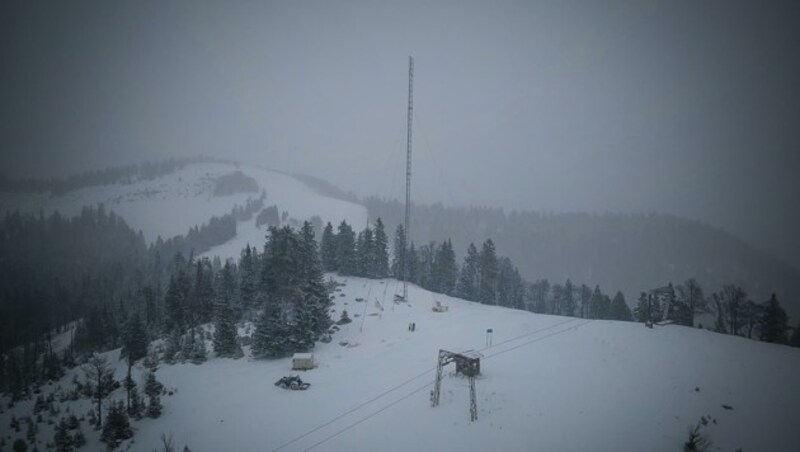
[403,56,414,303]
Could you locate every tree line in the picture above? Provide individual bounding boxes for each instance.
[363,197,800,320]
[0,206,333,399]
[632,279,793,344]
[0,156,227,195]
[319,219,799,343]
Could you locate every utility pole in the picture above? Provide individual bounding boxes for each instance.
[403,56,414,303]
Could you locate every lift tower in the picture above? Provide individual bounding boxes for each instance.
[403,56,414,303]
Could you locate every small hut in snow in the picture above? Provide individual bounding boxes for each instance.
[292,353,314,370]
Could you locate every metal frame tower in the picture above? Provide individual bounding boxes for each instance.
[403,56,414,303]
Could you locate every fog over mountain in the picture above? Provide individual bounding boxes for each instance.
[2,3,800,450]
[2,1,799,270]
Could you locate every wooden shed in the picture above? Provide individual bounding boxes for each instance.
[292,353,314,370]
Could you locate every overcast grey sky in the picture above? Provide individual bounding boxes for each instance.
[1,0,799,269]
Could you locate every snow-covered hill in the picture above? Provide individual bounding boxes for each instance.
[0,161,367,261]
[3,277,798,451]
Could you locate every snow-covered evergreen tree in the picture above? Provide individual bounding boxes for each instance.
[434,239,457,296]
[298,221,333,337]
[609,291,633,321]
[54,418,72,452]
[252,303,288,358]
[418,242,436,291]
[121,312,148,414]
[338,309,352,325]
[478,239,498,305]
[336,221,357,275]
[320,222,338,272]
[355,227,374,277]
[212,292,242,358]
[372,218,390,278]
[407,242,420,285]
[192,258,216,324]
[391,224,407,279]
[590,285,608,320]
[100,401,133,448]
[759,293,788,344]
[144,371,163,419]
[239,245,259,310]
[216,259,239,318]
[529,279,550,314]
[164,272,187,333]
[456,243,479,301]
[634,292,651,323]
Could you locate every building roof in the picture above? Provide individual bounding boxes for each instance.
[293,353,313,360]
[460,350,483,360]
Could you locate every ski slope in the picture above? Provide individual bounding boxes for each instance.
[3,277,798,451]
[0,162,367,261]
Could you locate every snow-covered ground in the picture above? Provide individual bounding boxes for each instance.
[0,162,367,261]
[3,277,798,451]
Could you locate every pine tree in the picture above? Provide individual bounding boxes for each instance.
[356,227,374,277]
[496,258,517,308]
[663,283,691,326]
[391,224,407,279]
[434,239,457,296]
[129,387,145,420]
[759,294,789,344]
[164,271,187,333]
[336,221,357,275]
[609,291,633,321]
[212,292,241,358]
[372,218,390,278]
[217,259,239,318]
[456,243,479,301]
[144,371,163,419]
[192,258,216,324]
[239,245,259,310]
[560,279,576,316]
[121,312,147,415]
[529,279,550,314]
[418,242,436,291]
[407,242,421,285]
[320,222,338,272]
[100,400,133,448]
[252,303,288,358]
[477,240,499,305]
[72,428,86,448]
[298,222,332,337]
[289,299,316,352]
[590,285,609,320]
[142,285,158,329]
[54,418,72,452]
[633,292,653,323]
